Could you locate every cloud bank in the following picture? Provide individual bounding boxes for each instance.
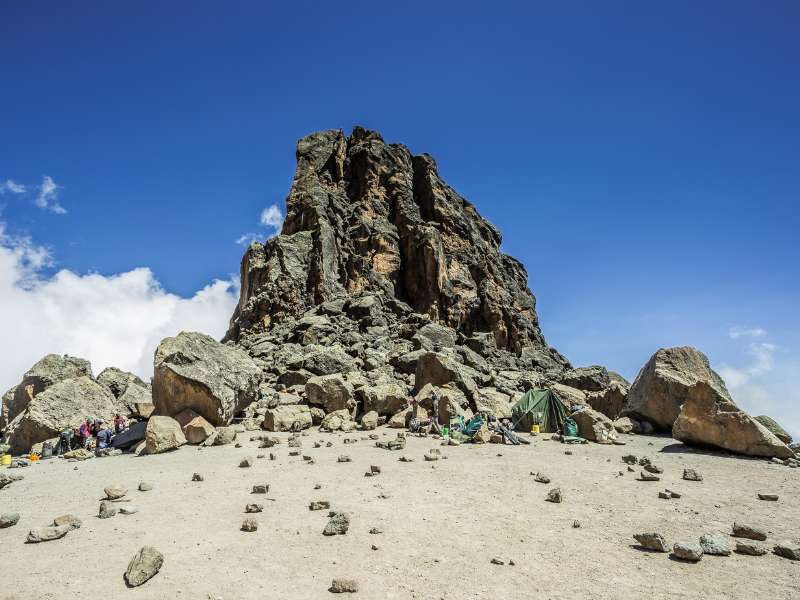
[236,203,284,245]
[0,224,238,392]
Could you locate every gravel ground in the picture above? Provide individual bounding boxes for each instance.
[1,430,798,599]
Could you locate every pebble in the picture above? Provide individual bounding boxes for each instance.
[532,472,551,484]
[545,488,563,503]
[633,532,669,552]
[98,501,117,519]
[309,501,330,511]
[773,543,800,561]
[27,525,71,543]
[757,493,779,501]
[337,455,352,463]
[490,557,504,565]
[252,484,269,494]
[638,471,660,481]
[239,456,255,468]
[732,522,767,541]
[120,506,140,515]
[700,533,731,556]
[192,473,204,482]
[323,512,349,536]
[735,541,767,556]
[0,512,20,528]
[124,546,164,587]
[241,518,258,532]
[245,503,264,513]
[329,578,358,593]
[682,468,703,481]
[104,484,127,500]
[138,482,153,492]
[369,527,382,534]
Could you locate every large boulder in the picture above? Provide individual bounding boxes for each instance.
[302,346,357,376]
[550,383,586,407]
[754,415,792,444]
[112,421,147,449]
[97,367,151,415]
[586,383,628,420]
[672,381,793,459]
[571,407,617,444]
[5,376,122,454]
[152,332,262,426]
[305,374,355,414]
[559,366,611,392]
[473,387,512,419]
[263,405,312,432]
[1,354,92,429]
[357,382,408,416]
[414,352,477,397]
[144,416,186,454]
[623,347,731,431]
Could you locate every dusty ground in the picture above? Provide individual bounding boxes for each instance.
[2,430,798,600]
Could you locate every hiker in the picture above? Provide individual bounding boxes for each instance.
[57,428,74,454]
[78,417,92,448]
[113,413,126,434]
[95,423,113,453]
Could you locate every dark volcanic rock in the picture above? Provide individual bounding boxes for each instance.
[224,126,568,376]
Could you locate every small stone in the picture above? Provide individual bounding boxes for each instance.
[252,484,269,494]
[239,456,255,468]
[622,454,638,465]
[532,472,550,484]
[633,532,669,552]
[545,488,563,503]
[26,525,71,543]
[323,512,349,536]
[735,541,767,556]
[314,483,322,490]
[564,450,572,455]
[627,466,635,472]
[658,491,671,499]
[643,464,663,474]
[269,453,277,460]
[672,541,703,561]
[120,506,140,515]
[700,533,731,556]
[371,544,378,550]
[490,557,504,565]
[732,522,767,541]
[682,468,703,481]
[638,471,660,481]
[310,501,330,511]
[98,501,117,519]
[303,455,312,461]
[138,482,153,492]
[369,527,382,534]
[245,503,263,513]
[329,578,358,593]
[337,455,351,463]
[665,489,681,498]
[772,543,800,561]
[0,512,20,528]
[370,465,381,475]
[241,518,258,532]
[104,484,128,500]
[398,455,414,462]
[572,520,581,528]
[289,450,300,457]
[757,493,779,501]
[124,546,163,587]
[191,473,204,482]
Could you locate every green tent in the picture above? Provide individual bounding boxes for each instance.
[511,389,569,433]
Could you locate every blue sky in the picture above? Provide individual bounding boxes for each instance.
[1,2,798,436]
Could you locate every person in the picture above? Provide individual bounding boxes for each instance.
[58,428,74,455]
[78,417,92,448]
[95,424,113,452]
[113,413,126,434]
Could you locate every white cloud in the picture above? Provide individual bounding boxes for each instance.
[235,203,284,246]
[718,340,776,390]
[0,180,26,194]
[0,223,238,391]
[260,204,283,230]
[728,326,767,339]
[35,175,67,214]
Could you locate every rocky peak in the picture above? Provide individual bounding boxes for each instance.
[226,126,566,372]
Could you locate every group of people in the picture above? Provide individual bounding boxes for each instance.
[406,389,442,434]
[58,413,126,455]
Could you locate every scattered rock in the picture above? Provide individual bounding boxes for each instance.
[329,578,359,593]
[732,523,767,541]
[310,501,330,511]
[138,481,153,492]
[735,541,767,556]
[104,484,127,500]
[337,455,352,463]
[53,515,81,530]
[124,546,164,587]
[26,525,71,543]
[241,518,258,532]
[245,504,263,513]
[191,473,204,482]
[572,520,581,528]
[532,472,551,484]
[621,454,638,465]
[490,557,505,565]
[643,464,663,474]
[545,488,563,503]
[369,527,382,534]
[700,533,731,556]
[0,512,20,528]
[672,541,703,561]
[98,501,117,519]
[683,468,703,482]
[773,543,800,561]
[638,471,660,481]
[120,506,139,515]
[239,456,255,468]
[757,493,779,501]
[144,416,187,455]
[252,484,269,494]
[633,533,670,552]
[323,512,349,536]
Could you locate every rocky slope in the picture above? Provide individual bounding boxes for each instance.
[225,126,568,376]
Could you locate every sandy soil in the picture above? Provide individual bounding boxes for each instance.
[1,430,798,600]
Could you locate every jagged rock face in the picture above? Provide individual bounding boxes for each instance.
[226,127,566,370]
